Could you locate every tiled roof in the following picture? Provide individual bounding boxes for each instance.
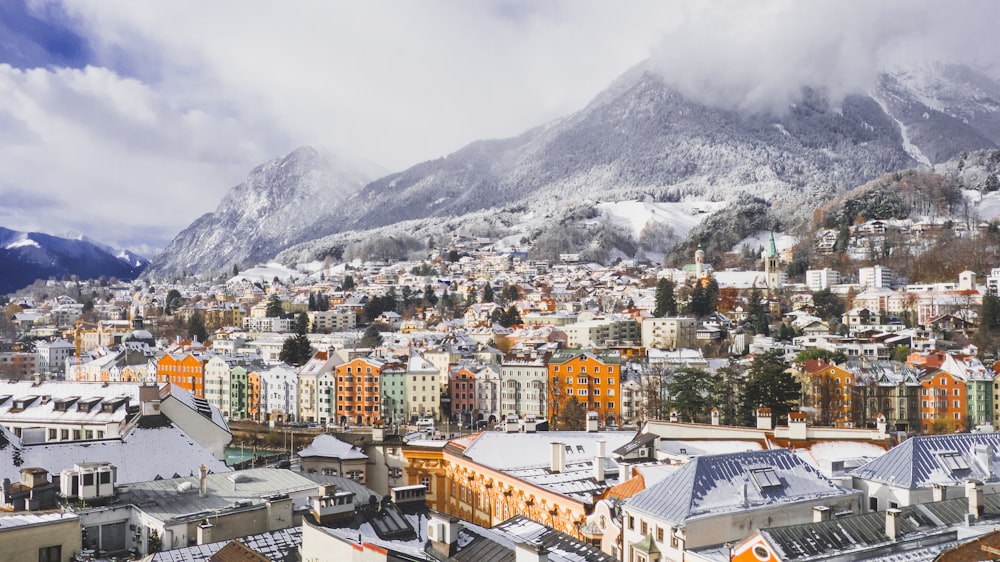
[626,449,856,525]
[849,433,1000,488]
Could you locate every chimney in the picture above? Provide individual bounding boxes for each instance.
[515,541,549,562]
[586,411,599,432]
[973,444,992,477]
[139,384,162,417]
[550,443,566,473]
[885,508,901,541]
[594,440,606,482]
[505,415,521,433]
[710,407,720,426]
[619,462,631,482]
[933,483,946,502]
[813,505,830,523]
[967,479,984,518]
[199,465,208,497]
[523,415,537,433]
[788,412,807,440]
[669,408,678,423]
[756,407,772,430]
[876,413,887,435]
[428,513,460,557]
[312,491,356,525]
[197,519,213,545]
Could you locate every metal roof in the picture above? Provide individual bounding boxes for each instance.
[849,433,1000,488]
[626,449,856,525]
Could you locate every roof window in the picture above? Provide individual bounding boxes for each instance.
[750,467,782,490]
[937,451,970,472]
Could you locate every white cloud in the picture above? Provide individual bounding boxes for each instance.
[1,0,997,254]
[647,0,1000,114]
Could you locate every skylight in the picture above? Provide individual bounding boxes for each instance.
[750,467,782,490]
[937,451,970,472]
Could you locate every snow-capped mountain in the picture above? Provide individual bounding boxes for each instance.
[0,227,148,294]
[152,61,1000,274]
[146,146,377,277]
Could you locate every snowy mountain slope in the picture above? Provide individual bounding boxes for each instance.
[0,227,148,294]
[146,146,377,277]
[158,61,1000,274]
[341,67,914,234]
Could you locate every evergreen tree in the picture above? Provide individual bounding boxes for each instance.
[265,295,283,317]
[705,277,719,313]
[686,284,709,317]
[709,364,742,425]
[974,289,1000,357]
[164,289,182,315]
[422,284,438,306]
[668,367,713,422]
[812,289,845,321]
[342,275,355,290]
[557,396,587,430]
[187,311,208,343]
[232,264,239,277]
[740,351,800,427]
[481,284,494,303]
[503,284,520,303]
[653,278,677,317]
[503,306,522,327]
[308,293,317,311]
[360,324,383,348]
[278,312,315,366]
[747,288,770,336]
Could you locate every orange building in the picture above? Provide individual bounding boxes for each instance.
[155,353,207,398]
[334,357,384,426]
[547,351,622,426]
[798,360,853,427]
[919,368,966,432]
[247,370,261,421]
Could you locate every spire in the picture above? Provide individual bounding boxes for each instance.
[766,231,778,258]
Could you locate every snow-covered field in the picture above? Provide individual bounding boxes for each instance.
[596,200,729,239]
[229,262,303,284]
[732,231,798,255]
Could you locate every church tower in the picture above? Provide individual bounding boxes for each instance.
[764,232,781,291]
[695,245,705,280]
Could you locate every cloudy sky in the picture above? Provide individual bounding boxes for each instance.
[1,0,997,256]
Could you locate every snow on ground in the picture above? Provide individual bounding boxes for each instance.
[732,231,798,254]
[229,262,303,284]
[971,190,1000,221]
[596,200,729,238]
[872,94,932,167]
[6,237,40,250]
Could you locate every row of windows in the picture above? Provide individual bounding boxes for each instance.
[552,365,616,374]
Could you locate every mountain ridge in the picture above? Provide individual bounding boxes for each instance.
[149,61,1000,275]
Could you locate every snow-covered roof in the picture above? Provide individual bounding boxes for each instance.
[124,468,321,524]
[849,433,1000,489]
[8,424,230,484]
[461,431,632,471]
[626,449,858,525]
[297,434,368,460]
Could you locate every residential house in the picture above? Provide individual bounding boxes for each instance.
[334,356,385,426]
[548,351,623,427]
[622,449,863,561]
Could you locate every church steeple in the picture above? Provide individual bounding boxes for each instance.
[695,245,705,279]
[764,231,781,291]
[766,231,778,259]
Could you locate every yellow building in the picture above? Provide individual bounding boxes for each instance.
[402,429,633,538]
